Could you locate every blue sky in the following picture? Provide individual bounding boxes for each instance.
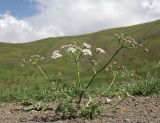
[0,0,160,43]
[0,0,38,18]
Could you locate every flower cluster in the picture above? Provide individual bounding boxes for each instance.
[82,48,92,56]
[83,43,91,49]
[51,50,62,59]
[114,33,139,48]
[51,42,105,59]
[22,54,45,65]
[96,48,105,53]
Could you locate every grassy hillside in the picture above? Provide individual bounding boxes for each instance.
[0,20,160,101]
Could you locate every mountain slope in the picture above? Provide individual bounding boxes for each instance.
[0,20,160,84]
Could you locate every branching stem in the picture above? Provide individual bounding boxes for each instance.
[78,46,123,104]
[36,64,49,80]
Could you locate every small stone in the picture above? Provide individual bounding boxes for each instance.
[31,110,38,113]
[6,111,11,114]
[118,96,121,100]
[19,117,27,122]
[125,118,131,122]
[105,98,112,104]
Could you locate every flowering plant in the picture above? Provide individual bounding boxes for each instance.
[23,33,140,118]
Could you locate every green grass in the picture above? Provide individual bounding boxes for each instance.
[124,73,160,96]
[0,83,55,102]
[0,20,160,102]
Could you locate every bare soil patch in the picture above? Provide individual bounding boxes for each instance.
[0,96,159,123]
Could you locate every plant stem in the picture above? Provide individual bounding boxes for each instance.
[75,53,81,89]
[78,46,123,104]
[36,64,49,80]
[76,60,81,88]
[106,74,116,93]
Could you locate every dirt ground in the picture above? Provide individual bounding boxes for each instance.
[0,96,159,123]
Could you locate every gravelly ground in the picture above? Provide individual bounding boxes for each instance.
[0,96,159,123]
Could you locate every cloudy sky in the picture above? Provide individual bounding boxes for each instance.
[0,0,160,43]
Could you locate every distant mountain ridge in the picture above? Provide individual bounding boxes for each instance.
[0,20,160,83]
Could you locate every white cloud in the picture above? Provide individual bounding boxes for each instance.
[0,13,64,43]
[0,0,160,43]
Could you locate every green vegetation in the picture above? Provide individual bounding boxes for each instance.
[125,71,160,96]
[22,34,140,119]
[0,20,160,103]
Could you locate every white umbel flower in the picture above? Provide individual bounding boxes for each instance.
[96,48,105,53]
[67,47,77,53]
[82,49,92,56]
[60,45,70,49]
[51,50,62,59]
[83,43,91,49]
[145,48,149,53]
[21,64,24,67]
